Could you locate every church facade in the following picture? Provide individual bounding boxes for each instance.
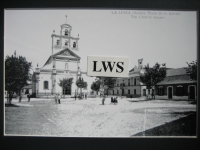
[32,16,94,97]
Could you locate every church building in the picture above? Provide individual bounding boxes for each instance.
[32,15,93,97]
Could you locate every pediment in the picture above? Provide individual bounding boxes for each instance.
[43,48,80,67]
[53,49,80,60]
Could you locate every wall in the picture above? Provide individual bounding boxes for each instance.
[38,73,52,95]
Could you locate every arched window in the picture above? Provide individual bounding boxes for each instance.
[44,81,48,89]
[134,78,136,85]
[65,29,68,36]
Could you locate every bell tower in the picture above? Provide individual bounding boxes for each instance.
[138,58,143,69]
[51,15,79,55]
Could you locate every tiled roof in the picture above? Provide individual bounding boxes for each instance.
[166,68,187,76]
[157,74,194,85]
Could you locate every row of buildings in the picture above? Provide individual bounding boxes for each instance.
[22,15,196,100]
[108,59,197,100]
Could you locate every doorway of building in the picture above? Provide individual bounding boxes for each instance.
[189,86,195,99]
[168,87,172,99]
[63,85,71,95]
[143,89,146,96]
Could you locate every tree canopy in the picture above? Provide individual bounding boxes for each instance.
[184,60,197,81]
[140,63,167,88]
[58,77,74,88]
[5,52,32,103]
[92,77,117,95]
[76,77,87,89]
[139,62,166,99]
[91,80,101,93]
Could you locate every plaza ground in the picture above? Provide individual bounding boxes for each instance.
[4,97,196,137]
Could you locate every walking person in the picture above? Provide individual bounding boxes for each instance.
[19,94,22,102]
[152,91,155,100]
[102,95,106,105]
[58,94,61,104]
[54,94,57,104]
[115,96,118,104]
[27,94,31,102]
[111,97,113,104]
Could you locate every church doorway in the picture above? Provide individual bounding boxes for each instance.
[63,85,71,95]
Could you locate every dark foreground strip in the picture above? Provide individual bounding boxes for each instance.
[133,112,196,136]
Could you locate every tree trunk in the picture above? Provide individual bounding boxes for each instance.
[8,91,12,104]
[19,89,21,102]
[7,92,9,104]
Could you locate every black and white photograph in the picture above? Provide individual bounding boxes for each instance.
[4,9,197,137]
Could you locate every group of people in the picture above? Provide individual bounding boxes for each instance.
[18,94,31,102]
[147,92,155,100]
[111,96,118,104]
[54,94,61,104]
[101,96,118,105]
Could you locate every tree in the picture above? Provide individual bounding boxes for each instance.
[184,60,197,81]
[91,80,101,95]
[76,77,87,97]
[5,51,32,104]
[93,77,117,96]
[58,77,73,95]
[139,62,167,100]
[102,77,117,95]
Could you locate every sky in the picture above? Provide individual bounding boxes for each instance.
[4,9,197,74]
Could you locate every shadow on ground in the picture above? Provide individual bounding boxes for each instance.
[128,99,152,102]
[133,112,196,136]
[5,104,20,107]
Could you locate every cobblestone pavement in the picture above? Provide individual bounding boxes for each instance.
[4,97,196,137]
